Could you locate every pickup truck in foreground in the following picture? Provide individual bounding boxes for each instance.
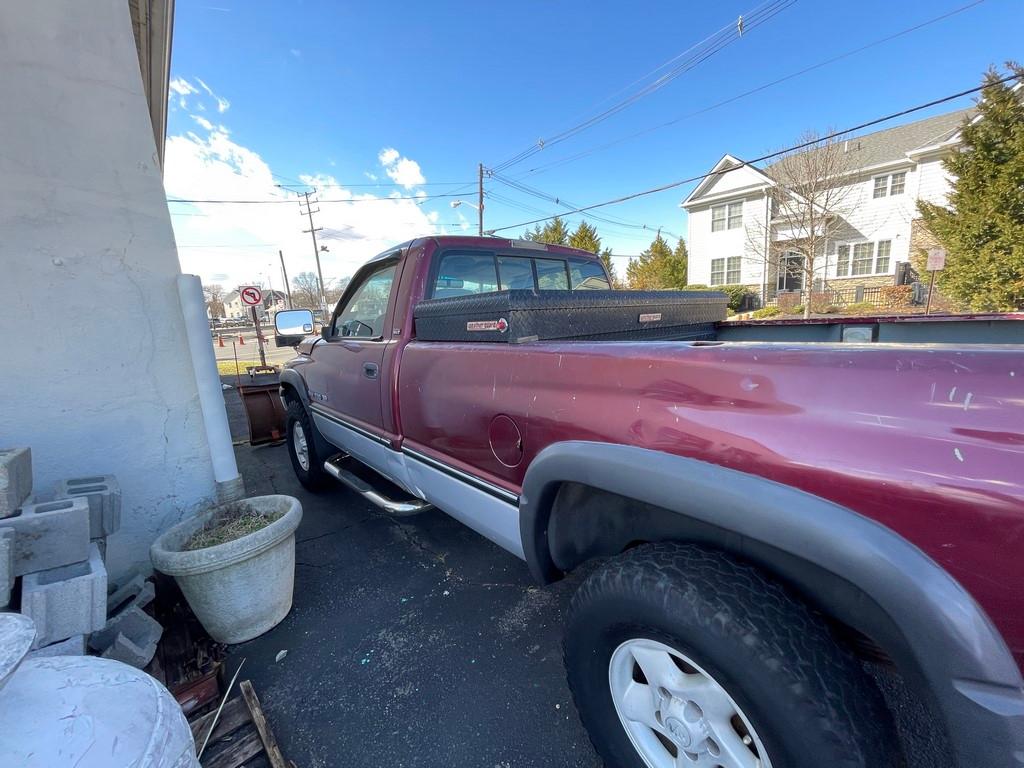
[274,235,1023,768]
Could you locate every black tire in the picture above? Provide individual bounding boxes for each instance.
[564,543,901,768]
[285,400,331,491]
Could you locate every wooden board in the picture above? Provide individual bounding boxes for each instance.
[188,680,291,768]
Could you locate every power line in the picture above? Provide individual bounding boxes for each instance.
[166,191,467,204]
[516,0,988,178]
[489,0,795,174]
[490,173,681,239]
[487,75,1018,235]
[275,181,475,189]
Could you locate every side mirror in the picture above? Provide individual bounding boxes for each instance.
[273,309,314,347]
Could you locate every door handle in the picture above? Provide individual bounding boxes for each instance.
[362,362,379,379]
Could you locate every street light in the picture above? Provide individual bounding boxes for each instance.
[450,200,480,211]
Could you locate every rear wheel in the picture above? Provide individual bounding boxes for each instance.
[564,543,901,768]
[285,400,331,491]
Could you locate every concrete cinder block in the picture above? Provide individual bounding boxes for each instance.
[89,604,162,653]
[107,574,155,614]
[21,543,107,648]
[5,497,90,576]
[0,528,13,608]
[101,631,158,669]
[26,633,86,659]
[54,475,121,539]
[0,448,32,518]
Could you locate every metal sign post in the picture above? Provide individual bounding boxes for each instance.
[925,248,946,315]
[240,286,266,368]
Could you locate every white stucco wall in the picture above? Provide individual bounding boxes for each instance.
[0,2,218,579]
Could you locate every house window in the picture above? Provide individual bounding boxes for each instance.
[710,257,725,285]
[711,201,742,232]
[725,256,741,284]
[777,252,804,291]
[836,245,850,277]
[709,256,740,285]
[851,243,874,275]
[875,240,891,273]
[873,172,907,198]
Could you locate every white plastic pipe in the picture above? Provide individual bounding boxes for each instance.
[177,274,243,499]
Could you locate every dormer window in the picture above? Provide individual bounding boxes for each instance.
[711,201,743,232]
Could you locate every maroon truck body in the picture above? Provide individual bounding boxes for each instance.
[281,235,1024,763]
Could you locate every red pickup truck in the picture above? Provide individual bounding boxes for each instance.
[274,235,1023,768]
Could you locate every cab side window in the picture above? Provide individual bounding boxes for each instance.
[432,252,499,298]
[332,262,397,338]
[568,257,611,290]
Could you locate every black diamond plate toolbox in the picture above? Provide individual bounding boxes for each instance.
[413,290,727,343]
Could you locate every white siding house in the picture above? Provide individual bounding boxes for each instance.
[681,109,971,302]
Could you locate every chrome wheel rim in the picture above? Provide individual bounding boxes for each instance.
[608,639,772,768]
[292,420,310,471]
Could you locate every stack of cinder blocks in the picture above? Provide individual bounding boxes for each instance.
[0,448,162,667]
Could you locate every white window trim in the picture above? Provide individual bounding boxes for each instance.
[710,201,743,232]
[834,240,893,277]
[873,171,907,199]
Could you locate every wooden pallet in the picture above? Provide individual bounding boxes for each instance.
[189,680,292,768]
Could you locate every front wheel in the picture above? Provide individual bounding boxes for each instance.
[285,400,331,491]
[564,543,901,768]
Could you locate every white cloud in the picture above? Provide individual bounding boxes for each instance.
[290,48,302,58]
[170,78,198,96]
[364,171,377,181]
[194,77,230,112]
[165,124,441,292]
[377,147,425,189]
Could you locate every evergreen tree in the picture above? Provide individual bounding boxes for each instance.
[522,223,544,242]
[668,238,689,288]
[627,234,675,289]
[599,248,617,285]
[568,221,602,253]
[540,216,570,245]
[918,64,1024,311]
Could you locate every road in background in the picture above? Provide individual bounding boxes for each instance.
[212,331,297,367]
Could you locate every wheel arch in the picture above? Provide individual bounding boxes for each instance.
[519,441,1024,768]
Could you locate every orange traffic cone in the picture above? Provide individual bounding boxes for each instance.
[238,334,245,345]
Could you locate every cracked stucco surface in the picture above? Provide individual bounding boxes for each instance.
[0,1,218,581]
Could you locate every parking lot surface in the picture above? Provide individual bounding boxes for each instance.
[223,388,600,768]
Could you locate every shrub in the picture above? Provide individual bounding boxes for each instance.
[776,292,802,312]
[844,301,878,315]
[787,304,806,315]
[683,284,711,291]
[719,284,755,312]
[879,285,913,309]
[751,306,781,319]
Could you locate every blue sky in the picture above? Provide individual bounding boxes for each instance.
[165,0,1020,289]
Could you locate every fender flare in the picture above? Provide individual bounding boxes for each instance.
[279,368,310,406]
[278,367,333,458]
[519,441,1024,767]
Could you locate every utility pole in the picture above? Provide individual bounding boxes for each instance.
[477,163,484,236]
[279,249,293,308]
[299,190,327,315]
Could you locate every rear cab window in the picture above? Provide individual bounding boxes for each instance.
[430,249,609,298]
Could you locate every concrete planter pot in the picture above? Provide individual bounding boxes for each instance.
[150,495,302,644]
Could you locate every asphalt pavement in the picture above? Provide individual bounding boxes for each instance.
[221,380,947,768]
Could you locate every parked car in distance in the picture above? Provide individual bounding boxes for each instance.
[276,235,1024,768]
